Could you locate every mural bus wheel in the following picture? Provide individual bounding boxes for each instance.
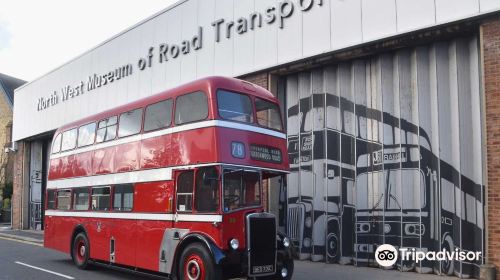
[326,233,339,262]
[72,232,90,269]
[441,234,454,275]
[178,243,220,280]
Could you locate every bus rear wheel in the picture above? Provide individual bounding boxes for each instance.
[178,243,221,280]
[72,232,90,269]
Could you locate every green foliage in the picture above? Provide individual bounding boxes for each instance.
[2,182,12,200]
[2,198,9,210]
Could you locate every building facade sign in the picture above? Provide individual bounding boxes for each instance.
[36,0,324,112]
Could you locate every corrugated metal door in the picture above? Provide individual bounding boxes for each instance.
[285,35,484,278]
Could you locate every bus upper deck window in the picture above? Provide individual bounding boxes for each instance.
[52,134,62,154]
[255,98,283,131]
[144,99,173,132]
[217,90,254,123]
[119,108,143,138]
[96,116,117,143]
[175,91,208,125]
[61,129,77,151]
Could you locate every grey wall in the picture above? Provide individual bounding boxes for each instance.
[285,35,484,278]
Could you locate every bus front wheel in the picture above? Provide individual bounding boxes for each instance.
[72,232,90,269]
[178,243,221,280]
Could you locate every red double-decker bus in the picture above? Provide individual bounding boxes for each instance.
[44,76,293,279]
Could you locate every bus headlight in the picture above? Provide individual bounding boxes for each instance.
[230,238,239,250]
[283,236,290,247]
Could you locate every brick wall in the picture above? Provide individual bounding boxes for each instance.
[483,15,500,277]
[11,141,25,229]
[241,72,269,90]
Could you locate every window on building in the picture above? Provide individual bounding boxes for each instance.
[113,184,133,211]
[78,123,96,147]
[195,167,219,213]
[175,92,208,125]
[217,90,254,123]
[52,134,62,154]
[255,98,283,131]
[57,190,71,210]
[119,108,142,138]
[72,188,90,210]
[61,129,77,151]
[47,190,56,209]
[144,99,173,132]
[92,187,110,211]
[96,116,117,143]
[177,171,194,212]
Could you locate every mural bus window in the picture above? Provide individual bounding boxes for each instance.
[195,167,219,213]
[255,98,283,131]
[119,108,143,138]
[57,190,71,210]
[77,122,96,147]
[96,116,117,143]
[177,171,194,212]
[113,184,134,211]
[92,187,110,211]
[144,99,173,132]
[217,90,254,123]
[175,91,208,125]
[222,169,261,212]
[61,128,77,151]
[52,134,62,154]
[73,188,90,210]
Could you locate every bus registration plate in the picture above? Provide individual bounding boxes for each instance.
[252,265,274,274]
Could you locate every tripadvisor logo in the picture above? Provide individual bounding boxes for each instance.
[375,244,398,267]
[375,244,482,267]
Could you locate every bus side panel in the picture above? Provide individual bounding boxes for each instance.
[45,216,76,253]
[48,158,62,180]
[171,128,217,166]
[115,142,140,172]
[73,150,93,177]
[87,217,111,262]
[112,219,137,267]
[93,146,115,175]
[140,135,171,169]
[135,221,169,271]
[134,181,174,212]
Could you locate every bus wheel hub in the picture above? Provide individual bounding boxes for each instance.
[185,256,204,280]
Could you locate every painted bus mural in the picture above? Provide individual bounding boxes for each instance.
[284,35,484,278]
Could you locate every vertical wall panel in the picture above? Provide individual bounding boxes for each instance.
[285,35,484,278]
[303,0,331,57]
[361,0,397,42]
[435,0,480,23]
[330,0,363,49]
[396,0,435,32]
[233,0,255,75]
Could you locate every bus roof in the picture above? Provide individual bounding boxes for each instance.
[57,76,277,133]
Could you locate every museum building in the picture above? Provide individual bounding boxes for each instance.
[11,0,500,278]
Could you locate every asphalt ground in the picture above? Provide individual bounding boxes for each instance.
[0,232,455,280]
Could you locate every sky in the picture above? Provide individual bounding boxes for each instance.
[0,0,178,81]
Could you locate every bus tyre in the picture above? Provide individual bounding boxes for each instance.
[72,232,90,269]
[442,234,454,275]
[178,243,221,280]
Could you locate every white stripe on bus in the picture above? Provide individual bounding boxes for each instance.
[44,210,222,222]
[51,120,286,159]
[47,163,288,189]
